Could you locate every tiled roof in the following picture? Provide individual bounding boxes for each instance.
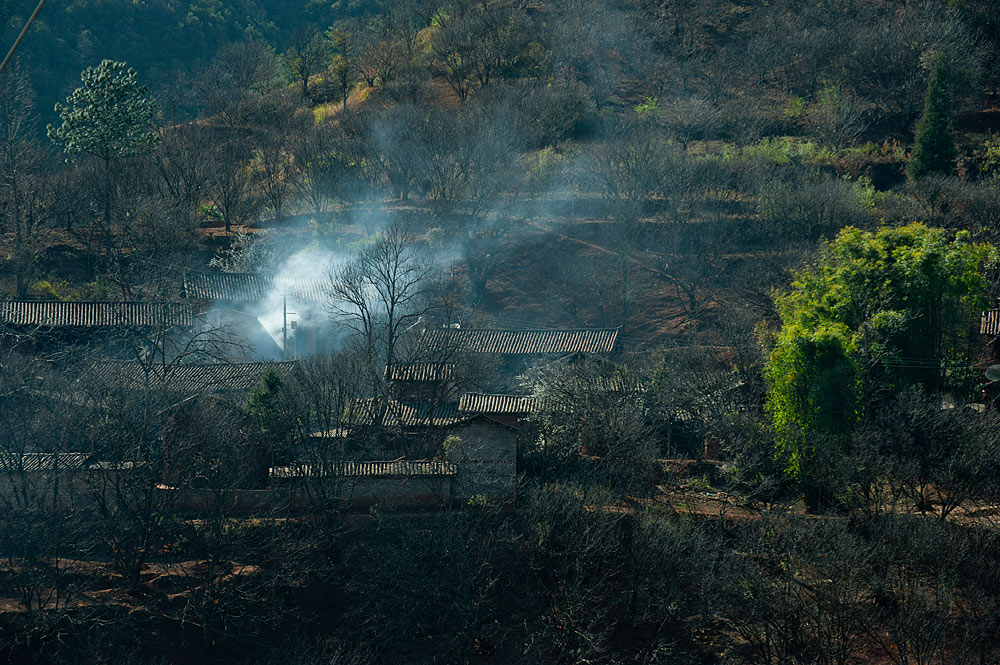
[0,453,91,472]
[351,399,463,427]
[387,363,456,382]
[420,327,619,355]
[0,301,196,328]
[79,361,297,394]
[982,309,1000,336]
[270,460,456,478]
[458,393,538,415]
[183,271,327,302]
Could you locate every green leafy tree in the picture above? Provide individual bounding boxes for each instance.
[907,57,957,181]
[47,60,159,236]
[766,223,994,499]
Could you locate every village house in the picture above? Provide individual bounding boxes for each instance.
[1,289,623,509]
[182,270,334,359]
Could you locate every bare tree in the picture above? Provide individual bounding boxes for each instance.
[0,354,92,615]
[657,96,722,151]
[292,123,347,217]
[328,25,357,110]
[198,39,282,128]
[431,0,532,103]
[205,129,262,235]
[286,26,331,99]
[152,125,214,232]
[0,60,50,297]
[255,101,306,223]
[353,15,403,89]
[364,103,428,201]
[326,223,434,399]
[264,352,368,528]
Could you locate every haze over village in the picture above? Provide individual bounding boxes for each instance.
[5,0,1000,663]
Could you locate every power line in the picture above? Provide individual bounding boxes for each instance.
[0,0,48,77]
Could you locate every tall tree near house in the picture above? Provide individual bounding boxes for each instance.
[907,56,958,181]
[326,223,433,400]
[256,352,368,529]
[205,130,261,235]
[47,60,159,291]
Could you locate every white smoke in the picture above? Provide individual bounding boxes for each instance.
[252,247,349,355]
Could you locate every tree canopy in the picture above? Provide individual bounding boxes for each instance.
[766,223,995,484]
[47,59,159,161]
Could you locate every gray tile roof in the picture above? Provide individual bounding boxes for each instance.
[183,271,327,303]
[0,301,196,328]
[458,393,538,415]
[419,327,619,355]
[270,460,456,478]
[79,361,298,394]
[387,363,456,382]
[351,399,463,427]
[0,453,91,472]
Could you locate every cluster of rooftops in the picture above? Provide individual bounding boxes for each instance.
[1,270,622,426]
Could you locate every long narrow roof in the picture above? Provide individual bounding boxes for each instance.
[458,393,539,415]
[79,360,297,394]
[419,327,619,355]
[351,399,463,427]
[0,453,91,472]
[271,460,456,478]
[0,301,196,329]
[183,271,326,303]
[387,363,456,382]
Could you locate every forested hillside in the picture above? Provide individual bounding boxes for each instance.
[5,1,1000,663]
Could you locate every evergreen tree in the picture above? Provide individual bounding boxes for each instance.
[47,60,159,236]
[907,57,957,181]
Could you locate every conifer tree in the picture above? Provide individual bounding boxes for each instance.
[48,60,159,232]
[907,57,957,181]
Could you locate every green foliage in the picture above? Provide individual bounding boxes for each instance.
[851,175,883,210]
[766,323,859,482]
[783,97,807,120]
[47,60,159,160]
[724,137,836,165]
[634,96,658,114]
[766,223,994,484]
[247,370,286,437]
[31,280,69,301]
[442,434,463,456]
[907,58,957,181]
[974,133,1000,177]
